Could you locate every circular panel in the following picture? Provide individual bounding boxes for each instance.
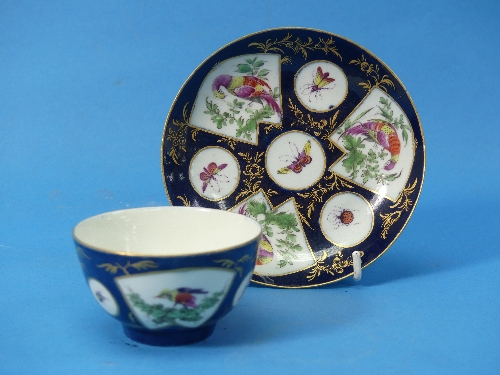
[265,131,325,191]
[232,271,253,307]
[161,28,425,288]
[88,278,119,316]
[320,192,374,247]
[189,146,240,201]
[295,61,348,112]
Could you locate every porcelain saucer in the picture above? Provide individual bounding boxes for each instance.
[161,28,425,288]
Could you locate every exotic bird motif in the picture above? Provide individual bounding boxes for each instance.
[238,204,274,265]
[340,121,401,170]
[155,288,208,309]
[212,74,281,115]
[256,234,274,265]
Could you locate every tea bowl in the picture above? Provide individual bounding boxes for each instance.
[73,206,262,346]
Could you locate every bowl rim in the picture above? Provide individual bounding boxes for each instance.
[73,206,262,257]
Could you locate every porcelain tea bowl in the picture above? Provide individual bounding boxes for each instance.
[73,206,262,346]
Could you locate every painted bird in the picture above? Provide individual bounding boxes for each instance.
[256,234,274,265]
[212,75,281,115]
[155,288,208,308]
[340,121,401,170]
[238,203,274,265]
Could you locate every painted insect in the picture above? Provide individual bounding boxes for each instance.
[340,121,401,170]
[277,140,312,174]
[301,66,335,102]
[199,162,228,193]
[327,207,359,229]
[95,291,107,303]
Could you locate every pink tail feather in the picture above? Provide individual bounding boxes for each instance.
[338,124,368,140]
[261,94,281,115]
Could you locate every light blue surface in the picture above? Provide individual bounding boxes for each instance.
[1,1,499,374]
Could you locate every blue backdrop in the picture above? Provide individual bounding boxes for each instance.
[1,1,499,374]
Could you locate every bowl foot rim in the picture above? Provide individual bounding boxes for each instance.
[123,323,217,346]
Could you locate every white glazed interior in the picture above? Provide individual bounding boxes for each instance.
[73,206,261,256]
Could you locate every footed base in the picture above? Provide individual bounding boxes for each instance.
[122,324,216,346]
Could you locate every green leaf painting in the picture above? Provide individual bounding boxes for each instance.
[342,136,366,180]
[235,105,275,140]
[374,96,411,146]
[338,96,411,185]
[242,200,302,268]
[128,291,224,326]
[204,99,230,129]
[236,57,268,78]
[207,56,279,140]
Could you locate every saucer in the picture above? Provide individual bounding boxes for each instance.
[161,28,425,288]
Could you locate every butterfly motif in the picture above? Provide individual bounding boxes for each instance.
[302,66,335,102]
[199,162,228,193]
[95,291,107,303]
[278,140,312,174]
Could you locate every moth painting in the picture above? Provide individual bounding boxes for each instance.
[301,66,336,102]
[199,162,228,193]
[95,291,107,303]
[278,140,312,174]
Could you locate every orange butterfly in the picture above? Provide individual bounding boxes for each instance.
[277,140,312,174]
